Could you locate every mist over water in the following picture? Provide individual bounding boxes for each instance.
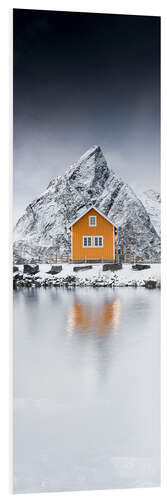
[13,287,160,493]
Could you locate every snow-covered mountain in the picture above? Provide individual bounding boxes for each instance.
[140,189,161,237]
[14,145,161,262]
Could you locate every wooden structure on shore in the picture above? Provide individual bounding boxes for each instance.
[68,206,118,263]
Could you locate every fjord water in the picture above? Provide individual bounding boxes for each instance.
[13,287,160,493]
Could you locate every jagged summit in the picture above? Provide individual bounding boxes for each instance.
[46,145,110,194]
[78,145,101,162]
[14,146,161,262]
[66,144,111,185]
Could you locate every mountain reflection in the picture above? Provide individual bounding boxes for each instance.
[67,298,120,336]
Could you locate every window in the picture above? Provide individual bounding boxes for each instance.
[83,236,93,247]
[83,236,88,247]
[89,216,96,226]
[94,236,103,247]
[83,236,103,248]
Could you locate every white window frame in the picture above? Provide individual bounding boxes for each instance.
[83,236,93,247]
[89,215,97,227]
[94,236,104,248]
[82,235,103,248]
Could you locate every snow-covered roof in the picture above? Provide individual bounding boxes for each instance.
[68,206,117,229]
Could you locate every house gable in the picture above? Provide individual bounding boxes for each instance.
[71,207,116,262]
[69,206,116,229]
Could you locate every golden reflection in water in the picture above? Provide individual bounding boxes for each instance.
[67,298,120,336]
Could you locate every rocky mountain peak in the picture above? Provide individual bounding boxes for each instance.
[77,144,101,162]
[66,145,111,189]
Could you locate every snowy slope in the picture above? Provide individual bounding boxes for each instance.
[140,190,161,236]
[14,146,161,262]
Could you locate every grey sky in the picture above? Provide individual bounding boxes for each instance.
[13,10,160,224]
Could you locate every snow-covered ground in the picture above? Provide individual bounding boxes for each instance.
[15,263,161,287]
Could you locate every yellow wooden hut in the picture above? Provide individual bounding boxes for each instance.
[69,206,118,263]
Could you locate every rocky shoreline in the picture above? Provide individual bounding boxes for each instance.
[13,268,161,290]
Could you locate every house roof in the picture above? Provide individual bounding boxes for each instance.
[68,206,117,229]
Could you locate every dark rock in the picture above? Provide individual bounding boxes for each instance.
[103,263,122,272]
[13,272,25,289]
[43,281,49,287]
[66,275,76,283]
[23,264,39,275]
[13,272,23,280]
[132,263,151,270]
[47,265,62,275]
[73,265,92,272]
[13,279,17,289]
[61,276,76,287]
[14,258,25,265]
[93,281,106,287]
[144,279,157,289]
[13,273,19,281]
[33,281,41,287]
[33,278,42,287]
[128,280,137,287]
[13,265,19,273]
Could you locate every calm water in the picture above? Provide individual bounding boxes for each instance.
[13,287,160,493]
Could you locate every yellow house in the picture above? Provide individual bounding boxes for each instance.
[69,206,118,262]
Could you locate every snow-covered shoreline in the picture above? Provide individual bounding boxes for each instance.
[13,263,161,289]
